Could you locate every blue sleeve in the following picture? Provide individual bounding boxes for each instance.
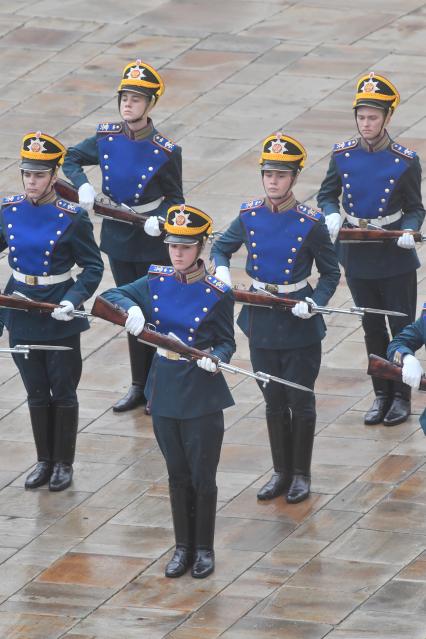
[101,277,151,316]
[308,218,341,306]
[400,157,425,231]
[387,316,425,362]
[62,135,99,189]
[210,216,245,268]
[317,154,342,216]
[210,291,236,364]
[64,211,104,306]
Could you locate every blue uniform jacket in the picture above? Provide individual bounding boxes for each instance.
[62,119,183,263]
[0,194,104,340]
[387,304,426,433]
[317,136,425,279]
[101,262,235,419]
[210,198,340,349]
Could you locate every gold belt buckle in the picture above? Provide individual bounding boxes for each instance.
[265,283,278,294]
[359,219,369,229]
[166,351,180,361]
[25,275,38,285]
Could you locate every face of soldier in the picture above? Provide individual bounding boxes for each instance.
[120,91,151,124]
[22,170,55,202]
[168,242,200,272]
[356,106,388,142]
[263,170,295,201]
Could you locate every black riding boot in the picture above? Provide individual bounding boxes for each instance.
[384,382,411,426]
[49,404,79,491]
[25,405,53,489]
[257,409,292,500]
[165,482,195,578]
[113,335,152,412]
[192,489,217,579]
[287,413,315,504]
[363,334,392,425]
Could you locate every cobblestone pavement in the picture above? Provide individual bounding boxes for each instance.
[0,1,425,637]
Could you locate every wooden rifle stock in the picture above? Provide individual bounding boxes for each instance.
[0,293,89,318]
[232,288,296,310]
[368,354,426,391]
[339,228,424,243]
[91,296,219,364]
[55,178,163,229]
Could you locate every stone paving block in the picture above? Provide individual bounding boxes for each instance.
[325,480,391,513]
[220,616,331,639]
[321,527,426,566]
[397,551,426,581]
[359,499,426,534]
[362,578,426,615]
[325,609,426,638]
[389,469,426,504]
[37,552,149,588]
[75,522,173,559]
[0,611,75,639]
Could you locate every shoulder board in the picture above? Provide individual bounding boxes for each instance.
[152,134,176,152]
[333,139,358,153]
[96,122,122,134]
[391,143,417,160]
[148,264,175,276]
[296,203,322,222]
[56,199,81,214]
[240,199,264,212]
[2,194,25,205]
[205,274,230,293]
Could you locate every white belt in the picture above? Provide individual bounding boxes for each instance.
[345,211,402,228]
[157,347,186,361]
[132,197,163,214]
[12,270,72,286]
[252,278,308,294]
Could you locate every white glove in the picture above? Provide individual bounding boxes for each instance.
[125,306,145,336]
[215,265,232,287]
[144,216,161,237]
[78,182,96,211]
[196,356,217,373]
[51,300,74,322]
[325,212,342,242]
[402,354,424,389]
[397,231,416,250]
[292,296,316,320]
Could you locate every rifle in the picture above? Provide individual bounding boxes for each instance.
[91,296,312,392]
[339,225,426,244]
[0,344,72,359]
[0,293,90,318]
[368,354,426,391]
[232,287,407,318]
[54,178,165,229]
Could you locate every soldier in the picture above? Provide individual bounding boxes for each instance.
[211,133,340,504]
[318,72,425,427]
[387,304,426,434]
[0,132,103,491]
[63,60,183,413]
[101,204,235,579]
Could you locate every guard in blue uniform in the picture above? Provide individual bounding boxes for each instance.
[63,59,183,413]
[387,304,426,434]
[101,204,235,579]
[0,132,103,491]
[211,133,340,504]
[318,73,425,427]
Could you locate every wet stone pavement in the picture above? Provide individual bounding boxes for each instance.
[0,0,425,637]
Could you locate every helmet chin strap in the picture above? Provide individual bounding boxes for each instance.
[121,93,155,125]
[263,171,298,202]
[355,107,391,145]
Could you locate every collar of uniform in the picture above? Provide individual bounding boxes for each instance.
[33,189,57,206]
[359,130,391,153]
[123,118,154,141]
[174,260,205,284]
[265,193,296,213]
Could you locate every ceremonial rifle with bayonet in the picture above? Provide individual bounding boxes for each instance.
[232,287,407,318]
[91,296,312,392]
[338,222,426,244]
[55,178,165,230]
[368,354,426,391]
[0,293,90,318]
